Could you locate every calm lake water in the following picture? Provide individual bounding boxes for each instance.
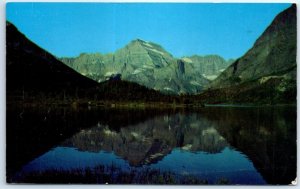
[7,105,296,184]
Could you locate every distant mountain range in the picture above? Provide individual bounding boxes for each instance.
[60,40,233,94]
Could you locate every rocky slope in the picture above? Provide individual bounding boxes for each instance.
[182,55,234,80]
[199,4,296,104]
[60,40,232,94]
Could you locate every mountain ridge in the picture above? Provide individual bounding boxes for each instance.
[60,39,232,94]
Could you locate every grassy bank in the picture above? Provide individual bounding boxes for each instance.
[12,166,230,185]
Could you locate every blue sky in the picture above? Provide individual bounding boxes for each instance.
[6,3,291,60]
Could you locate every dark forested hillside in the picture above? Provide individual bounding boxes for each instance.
[6,21,99,100]
[6,21,172,104]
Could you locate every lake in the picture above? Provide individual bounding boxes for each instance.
[7,105,296,184]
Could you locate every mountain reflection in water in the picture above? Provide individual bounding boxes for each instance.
[62,113,229,166]
[8,106,296,184]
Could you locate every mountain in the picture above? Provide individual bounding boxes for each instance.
[60,40,231,94]
[181,55,234,80]
[6,21,101,100]
[6,22,171,103]
[198,4,297,104]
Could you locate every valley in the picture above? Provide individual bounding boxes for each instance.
[6,3,297,185]
[7,4,297,106]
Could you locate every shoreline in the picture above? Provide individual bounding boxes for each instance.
[6,100,296,109]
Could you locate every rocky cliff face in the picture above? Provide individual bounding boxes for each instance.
[199,4,296,104]
[60,40,231,94]
[182,55,233,80]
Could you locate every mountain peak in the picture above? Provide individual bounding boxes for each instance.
[125,39,173,59]
[255,4,296,46]
[130,39,156,48]
[133,38,146,43]
[128,39,149,46]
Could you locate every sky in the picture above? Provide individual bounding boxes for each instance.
[6,3,291,60]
